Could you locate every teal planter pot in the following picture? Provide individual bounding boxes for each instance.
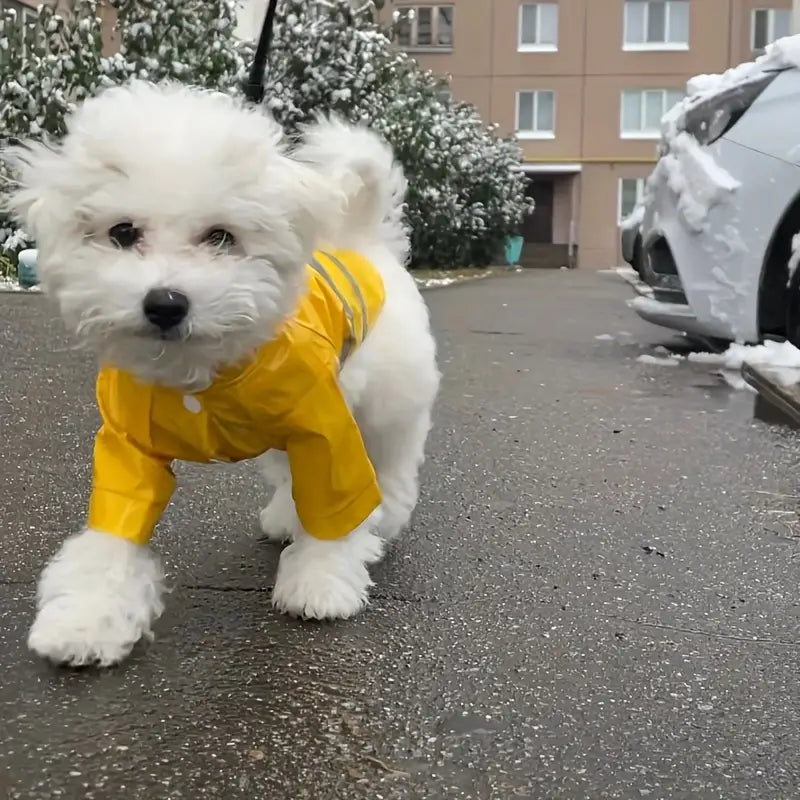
[504,235,523,266]
[17,249,38,288]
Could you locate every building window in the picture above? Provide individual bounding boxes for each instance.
[623,0,690,50]
[752,9,792,52]
[394,5,454,49]
[516,90,555,138]
[620,88,684,138]
[619,178,646,223]
[518,3,559,51]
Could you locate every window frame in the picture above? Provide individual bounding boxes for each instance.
[751,8,792,52]
[518,3,559,53]
[394,4,455,51]
[618,178,647,225]
[619,88,684,139]
[622,0,690,51]
[515,89,556,139]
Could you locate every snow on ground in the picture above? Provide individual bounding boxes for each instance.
[608,326,800,391]
[687,340,800,370]
[608,267,654,297]
[593,330,638,345]
[636,353,682,367]
[0,277,39,293]
[416,276,461,289]
[764,366,800,387]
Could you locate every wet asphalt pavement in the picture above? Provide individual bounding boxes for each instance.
[3,270,800,799]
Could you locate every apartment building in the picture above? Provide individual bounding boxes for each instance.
[234,0,796,267]
[374,0,795,268]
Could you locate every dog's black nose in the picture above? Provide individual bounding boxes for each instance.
[143,288,190,331]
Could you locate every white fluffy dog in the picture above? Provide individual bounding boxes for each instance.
[7,80,440,667]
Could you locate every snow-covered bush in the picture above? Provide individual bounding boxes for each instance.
[0,0,106,257]
[266,0,532,267]
[0,0,249,258]
[0,0,530,269]
[109,0,249,91]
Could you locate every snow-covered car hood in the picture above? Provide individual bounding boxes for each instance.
[661,34,800,140]
[620,35,800,232]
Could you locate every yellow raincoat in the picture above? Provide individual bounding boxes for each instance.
[88,250,385,545]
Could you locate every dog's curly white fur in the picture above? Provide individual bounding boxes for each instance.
[8,81,440,666]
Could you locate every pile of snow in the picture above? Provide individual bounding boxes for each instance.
[688,340,800,370]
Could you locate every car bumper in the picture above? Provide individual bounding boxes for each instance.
[619,266,705,338]
[639,137,800,343]
[628,295,706,337]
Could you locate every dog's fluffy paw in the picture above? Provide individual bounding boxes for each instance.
[258,485,300,543]
[29,596,150,667]
[28,529,165,667]
[272,528,384,620]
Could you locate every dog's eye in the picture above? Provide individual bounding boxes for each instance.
[109,222,141,249]
[203,228,237,251]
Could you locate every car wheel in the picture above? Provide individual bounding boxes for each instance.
[787,265,800,349]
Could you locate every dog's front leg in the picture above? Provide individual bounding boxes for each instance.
[271,509,384,620]
[28,528,165,667]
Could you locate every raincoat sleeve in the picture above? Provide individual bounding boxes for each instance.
[285,369,382,540]
[87,373,176,545]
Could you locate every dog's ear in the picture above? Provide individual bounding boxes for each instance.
[289,116,406,252]
[276,157,347,258]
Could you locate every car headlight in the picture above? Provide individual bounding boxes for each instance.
[683,69,784,146]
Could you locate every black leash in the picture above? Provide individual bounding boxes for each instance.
[243,0,279,104]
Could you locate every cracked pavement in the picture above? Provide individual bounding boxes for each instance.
[3,270,800,799]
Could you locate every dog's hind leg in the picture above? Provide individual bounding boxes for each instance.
[360,411,432,541]
[257,450,300,543]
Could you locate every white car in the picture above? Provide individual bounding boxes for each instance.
[625,37,800,347]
